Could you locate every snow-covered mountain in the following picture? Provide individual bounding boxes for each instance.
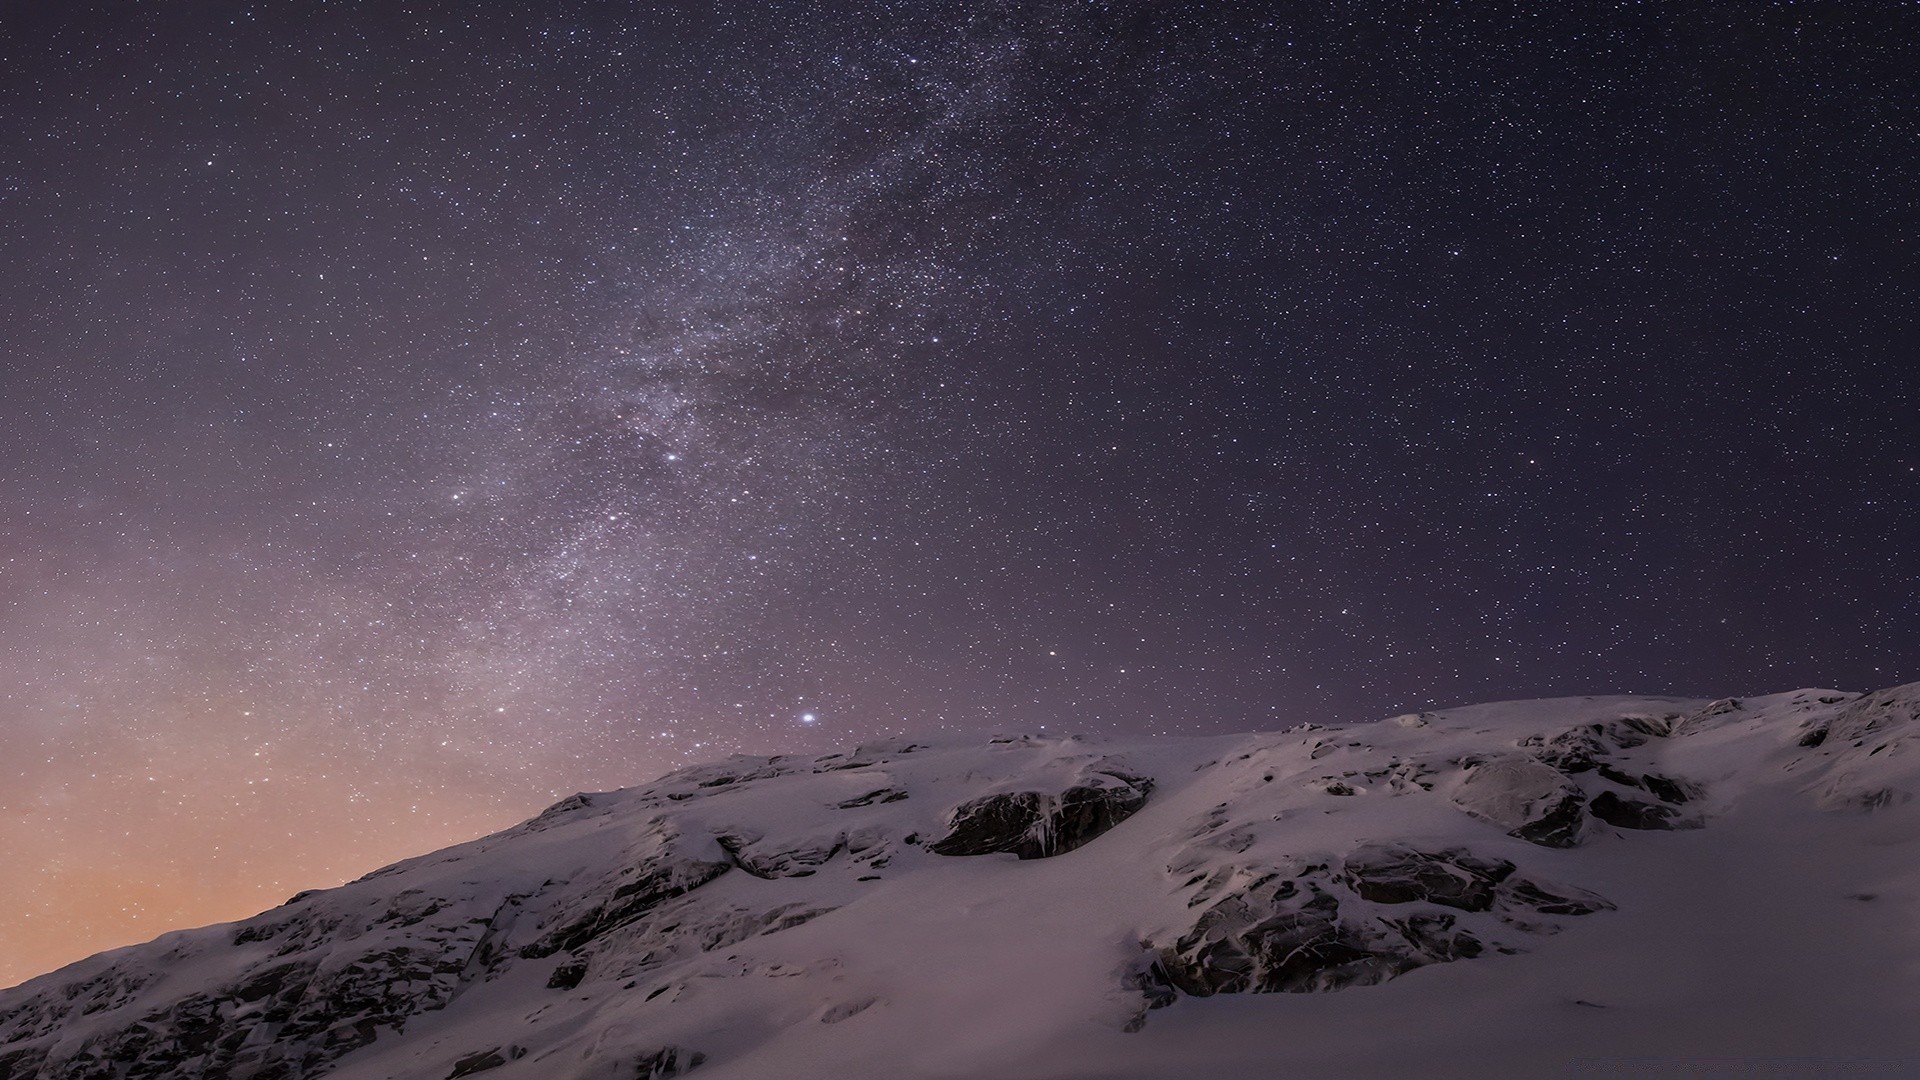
[7,685,1920,1079]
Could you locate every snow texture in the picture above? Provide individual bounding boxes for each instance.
[7,687,1920,1078]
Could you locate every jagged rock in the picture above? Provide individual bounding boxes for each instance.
[1823,687,1920,745]
[718,832,846,878]
[547,956,588,989]
[1498,878,1613,916]
[1523,715,1678,775]
[579,900,839,990]
[1340,845,1509,912]
[0,1047,48,1080]
[1790,686,1920,811]
[1640,773,1702,805]
[929,769,1152,859]
[632,1045,707,1078]
[1153,870,1404,995]
[1596,764,1643,789]
[448,1046,519,1076]
[1149,848,1609,1001]
[835,787,908,808]
[1589,791,1696,831]
[1524,726,1610,773]
[1451,756,1586,847]
[537,854,733,956]
[1373,759,1438,793]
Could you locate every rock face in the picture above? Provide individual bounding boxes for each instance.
[1793,685,1920,812]
[1589,790,1697,831]
[927,762,1154,859]
[1451,756,1588,847]
[0,884,518,1080]
[8,688,1920,1078]
[1148,846,1611,999]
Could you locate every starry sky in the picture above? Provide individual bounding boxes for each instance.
[3,1,1917,988]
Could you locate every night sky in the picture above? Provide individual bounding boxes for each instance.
[4,1,1916,988]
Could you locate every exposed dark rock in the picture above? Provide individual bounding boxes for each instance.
[1524,716,1676,775]
[448,1047,509,1076]
[929,771,1153,859]
[1824,687,1920,745]
[1641,773,1702,805]
[1596,764,1643,789]
[547,956,588,990]
[1120,956,1181,1033]
[537,857,733,956]
[1522,727,1608,773]
[1498,878,1613,916]
[1616,714,1678,741]
[836,788,908,808]
[632,1045,707,1079]
[232,961,312,1004]
[928,791,1050,857]
[1371,759,1439,793]
[718,833,845,879]
[1589,791,1697,831]
[1670,698,1748,736]
[2,886,527,1080]
[1155,877,1400,995]
[1452,757,1586,848]
[1798,723,1831,748]
[1382,913,1483,960]
[526,792,599,831]
[1149,850,1611,1002]
[0,1047,48,1080]
[1340,845,1510,912]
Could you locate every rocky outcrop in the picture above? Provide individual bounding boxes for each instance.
[0,1047,46,1080]
[632,1046,707,1078]
[1146,846,1610,1001]
[1451,756,1587,847]
[1790,685,1920,812]
[1589,790,1697,831]
[1521,715,1678,774]
[536,852,734,957]
[447,1044,526,1076]
[929,765,1153,859]
[0,889,520,1080]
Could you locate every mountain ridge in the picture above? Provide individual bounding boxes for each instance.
[6,685,1920,1079]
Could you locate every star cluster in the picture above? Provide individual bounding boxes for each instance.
[3,1,1916,987]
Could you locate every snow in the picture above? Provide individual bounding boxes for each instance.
[6,688,1920,1078]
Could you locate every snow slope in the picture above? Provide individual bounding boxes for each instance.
[6,686,1920,1079]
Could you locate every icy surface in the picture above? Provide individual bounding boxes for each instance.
[7,687,1920,1078]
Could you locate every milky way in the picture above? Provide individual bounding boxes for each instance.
[4,2,1917,986]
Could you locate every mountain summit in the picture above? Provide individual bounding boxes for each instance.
[7,686,1920,1079]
